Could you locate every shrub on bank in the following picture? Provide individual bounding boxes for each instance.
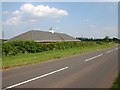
[2,41,104,56]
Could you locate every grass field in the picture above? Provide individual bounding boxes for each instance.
[2,42,117,69]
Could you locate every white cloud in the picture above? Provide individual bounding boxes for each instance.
[90,24,95,28]
[4,17,21,25]
[13,10,20,15]
[84,19,90,22]
[19,4,68,17]
[4,3,68,25]
[55,20,61,23]
[2,11,9,14]
[29,19,37,22]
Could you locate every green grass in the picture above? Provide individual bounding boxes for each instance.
[111,73,120,90]
[2,42,117,69]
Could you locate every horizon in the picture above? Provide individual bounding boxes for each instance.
[1,29,119,40]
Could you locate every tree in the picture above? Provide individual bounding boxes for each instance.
[103,36,109,42]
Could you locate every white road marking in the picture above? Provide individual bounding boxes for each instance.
[5,67,68,89]
[114,48,118,51]
[85,54,103,62]
[106,50,113,54]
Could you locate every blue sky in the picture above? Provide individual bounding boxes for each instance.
[2,2,118,39]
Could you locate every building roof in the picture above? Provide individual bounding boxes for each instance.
[9,30,80,42]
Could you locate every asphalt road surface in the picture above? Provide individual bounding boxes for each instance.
[2,45,119,89]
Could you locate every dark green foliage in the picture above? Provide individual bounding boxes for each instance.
[76,36,119,43]
[112,73,120,90]
[96,41,106,45]
[2,40,103,56]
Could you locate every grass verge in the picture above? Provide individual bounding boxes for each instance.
[111,73,120,90]
[2,42,117,69]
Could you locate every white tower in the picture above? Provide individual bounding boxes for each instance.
[49,27,55,33]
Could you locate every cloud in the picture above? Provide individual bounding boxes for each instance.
[4,17,21,25]
[2,11,9,14]
[84,19,90,22]
[55,20,61,23]
[19,4,68,17]
[29,19,37,22]
[4,3,68,25]
[90,24,95,28]
[12,10,20,15]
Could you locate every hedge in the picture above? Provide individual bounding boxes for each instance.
[2,40,100,56]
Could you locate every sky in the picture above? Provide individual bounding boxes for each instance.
[2,2,118,39]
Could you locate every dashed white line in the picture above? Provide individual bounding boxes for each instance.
[5,67,68,89]
[106,50,114,53]
[106,51,112,53]
[114,48,118,51]
[106,48,118,54]
[85,54,103,62]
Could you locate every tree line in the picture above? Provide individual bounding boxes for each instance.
[76,36,119,43]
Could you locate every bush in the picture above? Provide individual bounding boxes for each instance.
[2,41,98,56]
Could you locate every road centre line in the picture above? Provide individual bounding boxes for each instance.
[106,50,114,54]
[114,48,118,51]
[4,67,68,89]
[85,54,103,62]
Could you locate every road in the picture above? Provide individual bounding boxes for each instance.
[2,45,119,89]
